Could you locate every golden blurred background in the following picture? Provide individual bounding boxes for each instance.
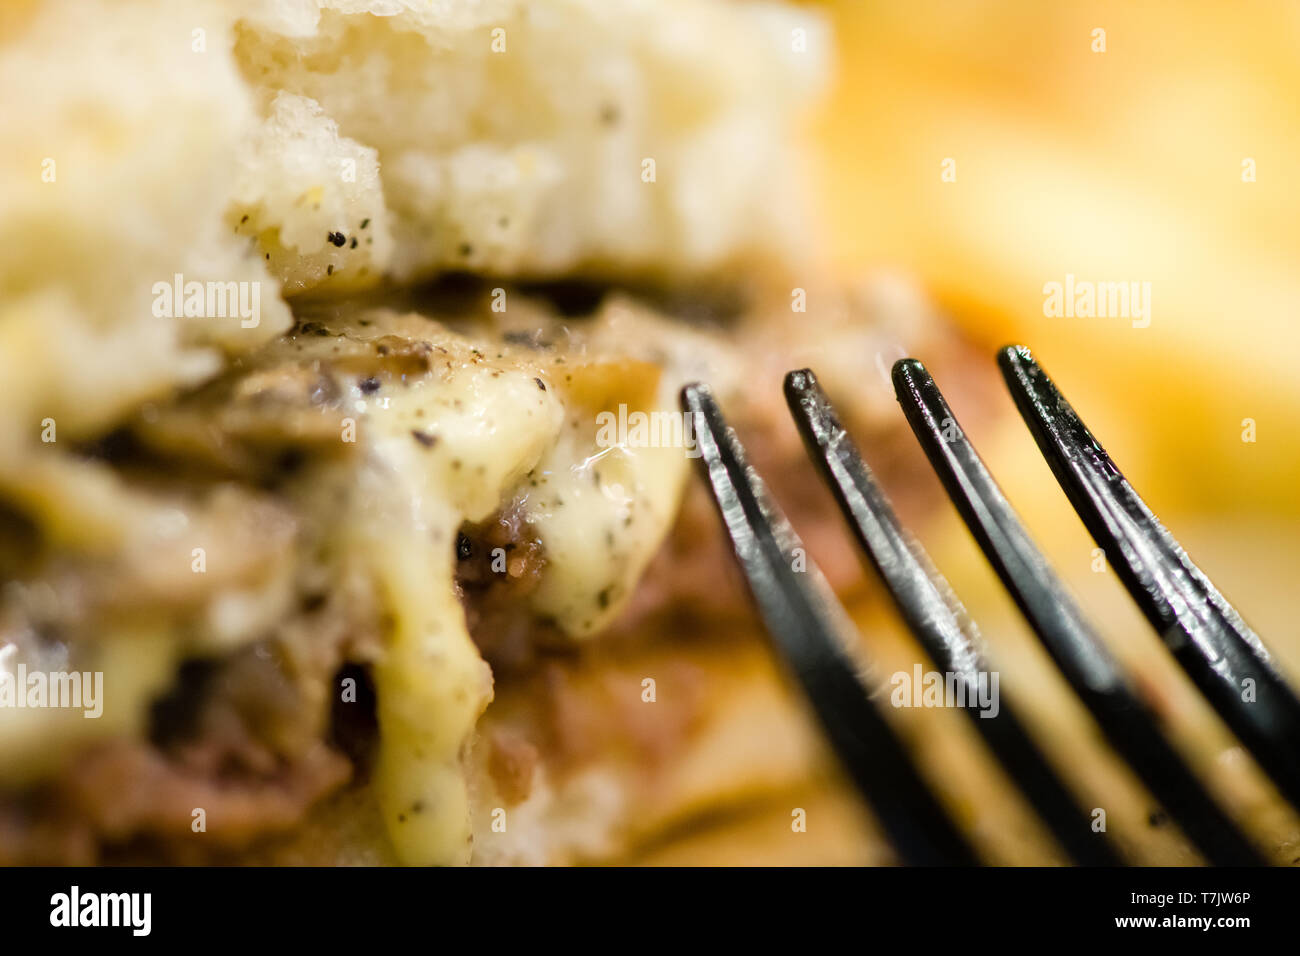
[815,0,1300,504]
[809,1,1300,665]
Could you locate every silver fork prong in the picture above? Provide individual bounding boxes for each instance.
[680,382,977,866]
[893,357,1266,865]
[784,368,1120,865]
[998,344,1300,813]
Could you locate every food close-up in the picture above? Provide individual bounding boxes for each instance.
[2,0,1299,889]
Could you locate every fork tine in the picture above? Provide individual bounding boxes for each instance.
[680,382,978,865]
[998,345,1300,812]
[892,358,1267,866]
[784,369,1120,865]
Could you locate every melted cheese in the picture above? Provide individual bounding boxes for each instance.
[341,338,562,865]
[525,362,690,637]
[334,319,689,864]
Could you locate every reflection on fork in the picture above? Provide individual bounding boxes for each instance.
[680,345,1300,866]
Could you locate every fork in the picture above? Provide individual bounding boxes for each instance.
[679,344,1300,865]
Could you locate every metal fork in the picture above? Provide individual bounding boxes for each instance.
[679,344,1300,865]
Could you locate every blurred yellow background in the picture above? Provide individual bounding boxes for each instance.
[813,0,1300,507]
[809,1,1300,658]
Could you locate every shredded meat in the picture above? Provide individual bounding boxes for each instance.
[457,502,559,672]
[0,585,380,865]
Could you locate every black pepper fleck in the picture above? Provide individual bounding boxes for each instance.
[276,447,305,475]
[327,231,346,247]
[412,430,437,448]
[359,376,380,394]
